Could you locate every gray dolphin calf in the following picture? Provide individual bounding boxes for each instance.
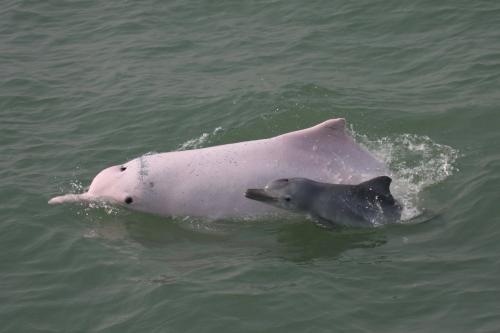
[245,176,402,227]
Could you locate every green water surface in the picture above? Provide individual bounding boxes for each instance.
[1,0,500,332]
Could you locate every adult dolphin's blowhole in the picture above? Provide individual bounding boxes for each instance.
[49,118,395,222]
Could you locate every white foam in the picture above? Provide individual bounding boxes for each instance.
[353,130,459,221]
[177,126,223,151]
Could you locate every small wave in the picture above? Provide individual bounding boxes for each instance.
[177,127,223,151]
[353,130,459,221]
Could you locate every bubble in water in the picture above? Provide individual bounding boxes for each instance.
[85,200,121,217]
[69,179,85,193]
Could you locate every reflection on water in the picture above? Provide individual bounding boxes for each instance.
[77,200,436,266]
[273,220,387,262]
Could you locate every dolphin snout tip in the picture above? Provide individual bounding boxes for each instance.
[244,189,259,199]
[48,193,89,205]
[48,196,67,204]
[48,197,58,205]
[245,189,277,203]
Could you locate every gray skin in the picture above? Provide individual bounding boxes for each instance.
[245,176,402,228]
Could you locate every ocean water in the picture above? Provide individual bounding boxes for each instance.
[1,0,500,332]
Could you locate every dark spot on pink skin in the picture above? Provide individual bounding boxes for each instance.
[125,197,133,204]
[120,166,127,172]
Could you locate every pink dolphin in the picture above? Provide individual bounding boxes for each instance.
[49,118,387,219]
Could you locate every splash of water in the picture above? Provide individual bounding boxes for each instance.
[353,131,459,221]
[67,179,121,217]
[177,127,223,151]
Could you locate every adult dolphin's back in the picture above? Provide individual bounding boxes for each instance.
[49,118,388,219]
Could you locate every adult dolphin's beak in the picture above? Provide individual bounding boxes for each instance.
[48,193,94,204]
[245,189,278,203]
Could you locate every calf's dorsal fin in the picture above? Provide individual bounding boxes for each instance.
[357,176,393,198]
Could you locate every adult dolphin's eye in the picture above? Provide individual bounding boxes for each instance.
[120,166,127,172]
[125,196,133,204]
[285,196,291,202]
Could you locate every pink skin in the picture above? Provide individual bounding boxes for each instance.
[49,119,388,219]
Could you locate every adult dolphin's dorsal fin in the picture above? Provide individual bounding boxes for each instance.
[312,118,346,133]
[302,118,346,136]
[357,176,393,198]
[279,118,346,139]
